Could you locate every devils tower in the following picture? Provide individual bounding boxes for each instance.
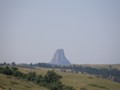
[50,49,71,66]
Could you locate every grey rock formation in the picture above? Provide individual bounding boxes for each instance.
[50,49,71,66]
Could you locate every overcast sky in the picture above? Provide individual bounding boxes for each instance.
[0,0,120,64]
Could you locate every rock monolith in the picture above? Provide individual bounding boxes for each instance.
[50,49,71,66]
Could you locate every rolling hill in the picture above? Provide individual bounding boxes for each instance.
[18,67,120,90]
[0,74,48,90]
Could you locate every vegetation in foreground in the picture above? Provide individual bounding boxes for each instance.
[0,74,48,90]
[1,62,120,82]
[19,67,120,90]
[0,66,75,90]
[1,64,120,90]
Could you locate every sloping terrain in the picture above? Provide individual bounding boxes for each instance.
[18,67,120,90]
[59,72,120,90]
[0,74,48,90]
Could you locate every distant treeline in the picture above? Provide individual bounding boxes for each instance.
[0,66,75,90]
[1,62,120,83]
[71,65,120,82]
[30,63,120,83]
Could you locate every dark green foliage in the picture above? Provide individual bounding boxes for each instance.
[35,75,44,84]
[26,72,36,81]
[11,67,18,71]
[13,70,23,77]
[44,70,63,90]
[43,70,75,90]
[47,82,63,90]
[0,67,3,73]
[12,67,23,77]
[0,66,23,77]
[2,66,13,75]
[44,70,62,83]
[22,73,27,79]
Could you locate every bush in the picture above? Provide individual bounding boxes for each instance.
[43,70,75,90]
[2,66,13,75]
[48,82,63,90]
[44,70,62,83]
[0,67,3,73]
[35,75,44,84]
[26,72,36,81]
[11,67,18,71]
[13,70,23,77]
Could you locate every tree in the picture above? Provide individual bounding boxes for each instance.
[2,66,13,75]
[44,70,62,83]
[109,65,112,69]
[26,72,36,81]
[35,75,44,84]
[11,62,16,66]
[48,82,63,90]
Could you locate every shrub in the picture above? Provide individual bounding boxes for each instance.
[35,75,44,84]
[26,72,36,81]
[44,70,62,83]
[2,66,13,75]
[48,82,63,90]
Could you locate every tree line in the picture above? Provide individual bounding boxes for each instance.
[71,65,120,82]
[1,62,120,83]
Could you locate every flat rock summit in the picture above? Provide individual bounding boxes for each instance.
[50,49,71,66]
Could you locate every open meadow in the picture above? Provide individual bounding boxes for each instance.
[18,67,120,90]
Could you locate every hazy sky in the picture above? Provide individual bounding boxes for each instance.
[0,0,120,64]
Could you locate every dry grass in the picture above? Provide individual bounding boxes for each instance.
[18,67,120,90]
[0,74,48,90]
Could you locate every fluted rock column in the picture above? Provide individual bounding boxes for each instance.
[50,49,71,66]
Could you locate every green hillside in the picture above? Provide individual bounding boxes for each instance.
[18,67,120,90]
[60,72,120,90]
[0,74,48,90]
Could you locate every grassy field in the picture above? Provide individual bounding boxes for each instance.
[18,67,120,90]
[0,74,48,90]
[59,72,120,90]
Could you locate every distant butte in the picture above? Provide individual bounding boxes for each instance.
[49,49,71,66]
